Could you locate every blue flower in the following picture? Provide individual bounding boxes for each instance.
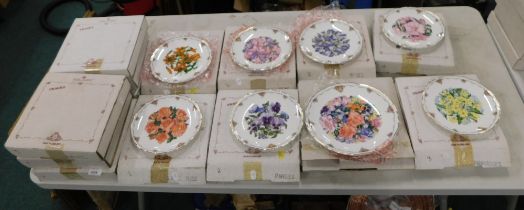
[271,102,281,113]
[312,29,351,57]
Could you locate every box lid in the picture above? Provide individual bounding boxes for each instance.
[50,16,145,75]
[5,73,127,159]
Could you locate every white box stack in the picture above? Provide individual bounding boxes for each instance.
[6,73,133,181]
[493,0,524,70]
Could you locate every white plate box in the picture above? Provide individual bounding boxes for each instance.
[298,78,415,171]
[49,16,148,87]
[207,90,300,183]
[5,73,132,168]
[117,94,215,184]
[395,75,511,169]
[494,0,524,70]
[30,99,137,182]
[218,26,297,90]
[373,10,455,75]
[140,30,222,95]
[297,15,376,80]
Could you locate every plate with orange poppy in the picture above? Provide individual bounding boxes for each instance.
[305,83,399,156]
[130,95,203,154]
[150,36,212,84]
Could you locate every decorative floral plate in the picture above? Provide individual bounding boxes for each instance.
[230,27,292,72]
[422,76,500,135]
[230,91,303,151]
[299,19,363,64]
[130,95,203,154]
[150,37,212,83]
[305,83,399,156]
[382,7,445,50]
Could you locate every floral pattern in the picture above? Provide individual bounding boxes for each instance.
[435,88,483,125]
[163,46,200,74]
[312,29,350,57]
[392,16,432,42]
[242,36,281,64]
[245,101,289,139]
[320,96,381,143]
[145,106,189,144]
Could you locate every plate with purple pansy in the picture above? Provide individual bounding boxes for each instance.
[230,91,303,151]
[230,27,292,72]
[305,83,399,156]
[299,19,363,64]
[382,7,445,50]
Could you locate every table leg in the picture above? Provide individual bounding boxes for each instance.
[138,192,146,210]
[506,196,518,210]
[439,195,448,210]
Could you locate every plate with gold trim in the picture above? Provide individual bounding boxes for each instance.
[422,76,500,135]
[150,36,212,84]
[230,27,292,72]
[131,95,203,154]
[230,90,303,151]
[305,83,399,156]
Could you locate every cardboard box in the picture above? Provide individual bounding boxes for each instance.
[118,94,215,184]
[140,30,223,95]
[207,90,300,183]
[49,16,148,87]
[494,0,524,70]
[373,10,455,75]
[297,15,376,80]
[489,10,524,71]
[298,78,415,171]
[395,75,511,169]
[5,73,131,167]
[31,99,137,182]
[218,26,297,90]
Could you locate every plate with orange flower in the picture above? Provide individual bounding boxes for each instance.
[150,36,212,84]
[305,83,399,156]
[130,95,203,154]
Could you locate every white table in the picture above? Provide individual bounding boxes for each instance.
[32,7,524,196]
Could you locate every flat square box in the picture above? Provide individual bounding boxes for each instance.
[207,89,300,183]
[30,99,137,182]
[494,0,524,70]
[218,26,297,90]
[49,16,148,87]
[373,10,455,75]
[298,78,415,171]
[395,75,511,169]
[140,30,223,95]
[117,94,215,184]
[297,15,376,80]
[5,73,132,168]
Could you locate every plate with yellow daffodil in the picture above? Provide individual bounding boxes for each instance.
[150,37,212,84]
[422,76,500,135]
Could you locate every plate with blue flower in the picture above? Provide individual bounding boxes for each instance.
[299,19,363,64]
[305,83,399,156]
[230,91,304,152]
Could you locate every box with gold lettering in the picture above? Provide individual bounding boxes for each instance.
[206,90,300,183]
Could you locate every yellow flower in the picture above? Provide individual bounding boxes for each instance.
[458,109,468,118]
[448,116,458,124]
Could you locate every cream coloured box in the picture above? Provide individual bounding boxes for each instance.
[297,15,376,80]
[373,10,455,75]
[395,75,510,169]
[117,94,215,184]
[207,90,300,182]
[218,26,296,90]
[298,78,415,171]
[5,73,131,167]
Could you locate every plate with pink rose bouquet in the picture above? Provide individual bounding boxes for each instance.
[230,90,303,152]
[130,95,203,155]
[382,7,445,50]
[305,83,399,156]
[230,27,293,72]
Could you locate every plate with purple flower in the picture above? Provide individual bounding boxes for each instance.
[299,19,363,64]
[382,7,445,50]
[230,27,292,72]
[230,91,303,151]
[305,83,399,156]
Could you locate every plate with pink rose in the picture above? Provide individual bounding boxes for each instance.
[305,83,399,156]
[381,7,445,50]
[230,27,293,72]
